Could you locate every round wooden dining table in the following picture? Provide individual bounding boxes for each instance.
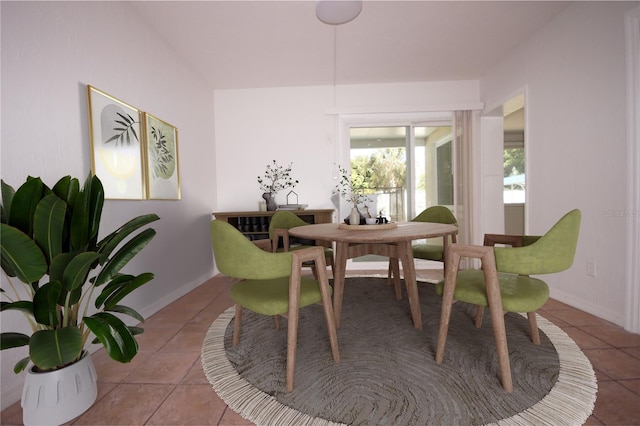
[289,221,458,329]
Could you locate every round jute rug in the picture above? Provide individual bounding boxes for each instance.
[202,277,597,426]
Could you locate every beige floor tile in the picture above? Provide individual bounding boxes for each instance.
[584,348,640,380]
[134,324,182,352]
[0,400,23,425]
[163,288,221,312]
[71,383,174,425]
[619,379,640,396]
[540,298,575,311]
[218,407,255,425]
[146,384,225,425]
[160,326,208,353]
[189,303,231,329]
[581,324,640,348]
[144,308,199,327]
[92,349,154,384]
[551,309,616,327]
[181,360,209,385]
[561,326,613,349]
[591,381,640,425]
[624,346,640,359]
[539,311,571,328]
[125,351,199,384]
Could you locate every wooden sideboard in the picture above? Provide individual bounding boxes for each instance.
[212,209,334,243]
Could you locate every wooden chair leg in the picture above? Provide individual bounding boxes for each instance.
[285,247,340,392]
[274,315,281,329]
[483,256,513,393]
[286,266,302,393]
[233,304,243,346]
[437,244,512,393]
[315,255,340,365]
[475,305,484,328]
[527,311,541,345]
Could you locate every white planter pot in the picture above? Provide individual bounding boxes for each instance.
[21,351,98,426]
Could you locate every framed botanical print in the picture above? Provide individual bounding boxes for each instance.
[144,113,181,200]
[87,85,146,199]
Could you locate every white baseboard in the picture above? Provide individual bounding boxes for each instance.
[550,288,625,327]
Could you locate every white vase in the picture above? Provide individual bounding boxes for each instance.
[21,351,98,426]
[349,206,361,225]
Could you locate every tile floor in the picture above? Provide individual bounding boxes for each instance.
[2,270,640,425]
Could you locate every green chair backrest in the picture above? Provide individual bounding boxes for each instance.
[210,220,292,280]
[494,209,581,275]
[412,206,457,225]
[268,210,308,239]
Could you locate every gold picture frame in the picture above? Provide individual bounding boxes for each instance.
[144,113,181,200]
[87,85,146,200]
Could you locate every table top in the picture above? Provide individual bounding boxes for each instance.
[289,221,458,243]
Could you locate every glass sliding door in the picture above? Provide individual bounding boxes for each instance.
[349,124,452,222]
[349,126,408,222]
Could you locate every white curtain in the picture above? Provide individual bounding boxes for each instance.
[453,110,473,246]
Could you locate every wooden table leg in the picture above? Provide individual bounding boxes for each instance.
[399,241,422,330]
[389,258,402,300]
[333,241,349,329]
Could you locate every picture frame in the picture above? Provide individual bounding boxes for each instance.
[144,113,181,200]
[87,85,146,200]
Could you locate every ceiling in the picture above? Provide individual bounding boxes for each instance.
[130,1,570,91]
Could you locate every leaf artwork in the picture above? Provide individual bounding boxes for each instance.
[149,126,175,179]
[100,105,139,147]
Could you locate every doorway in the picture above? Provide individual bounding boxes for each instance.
[503,94,526,235]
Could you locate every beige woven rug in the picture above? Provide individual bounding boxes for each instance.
[202,277,597,425]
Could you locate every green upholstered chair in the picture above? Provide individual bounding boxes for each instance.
[388,206,458,299]
[210,219,340,392]
[434,209,581,392]
[411,205,458,261]
[269,210,335,276]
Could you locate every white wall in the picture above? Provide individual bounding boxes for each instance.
[214,80,480,223]
[1,1,216,408]
[480,2,636,325]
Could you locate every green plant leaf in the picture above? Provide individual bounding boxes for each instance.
[8,177,44,235]
[128,326,144,335]
[33,194,66,263]
[83,312,138,363]
[0,332,30,350]
[29,327,83,370]
[33,281,62,326]
[86,175,104,247]
[94,274,134,308]
[0,223,47,283]
[1,179,16,224]
[105,304,145,323]
[98,273,153,310]
[70,175,101,251]
[13,356,30,374]
[51,176,79,207]
[61,252,100,292]
[49,252,73,283]
[96,214,160,265]
[94,228,156,286]
[0,300,34,315]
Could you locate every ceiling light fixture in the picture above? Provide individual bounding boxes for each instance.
[315,0,363,25]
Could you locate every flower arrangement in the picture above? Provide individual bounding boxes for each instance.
[335,164,372,206]
[257,160,299,194]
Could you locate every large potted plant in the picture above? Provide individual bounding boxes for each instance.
[0,174,159,425]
